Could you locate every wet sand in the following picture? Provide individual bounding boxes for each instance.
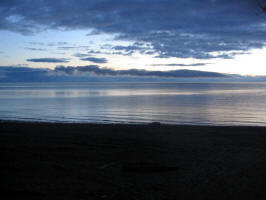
[1,121,266,199]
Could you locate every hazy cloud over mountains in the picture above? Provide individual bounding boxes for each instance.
[0,65,229,82]
[54,65,227,78]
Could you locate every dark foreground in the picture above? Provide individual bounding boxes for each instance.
[1,122,266,199]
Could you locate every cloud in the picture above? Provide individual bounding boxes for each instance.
[12,64,29,67]
[6,2,266,56]
[27,58,69,63]
[111,43,154,56]
[73,53,90,57]
[88,50,103,54]
[24,47,47,51]
[80,57,108,63]
[150,63,210,67]
[48,42,69,46]
[86,29,102,36]
[1,1,266,60]
[54,65,227,78]
[57,46,80,50]
[57,46,90,50]
[73,51,109,58]
[27,42,69,47]
[27,42,45,46]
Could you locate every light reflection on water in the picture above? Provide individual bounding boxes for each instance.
[0,82,266,126]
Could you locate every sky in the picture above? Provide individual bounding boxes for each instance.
[1,0,266,81]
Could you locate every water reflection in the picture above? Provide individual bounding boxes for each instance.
[0,82,266,126]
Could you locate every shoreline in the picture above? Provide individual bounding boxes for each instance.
[2,119,266,128]
[1,122,266,199]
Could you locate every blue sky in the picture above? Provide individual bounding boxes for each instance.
[1,0,266,80]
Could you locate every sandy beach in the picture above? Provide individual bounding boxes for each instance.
[1,122,266,199]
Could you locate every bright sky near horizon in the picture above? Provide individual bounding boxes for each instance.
[1,0,266,77]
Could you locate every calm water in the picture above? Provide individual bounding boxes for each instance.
[1,82,266,126]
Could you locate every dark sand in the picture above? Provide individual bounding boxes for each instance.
[1,122,266,199]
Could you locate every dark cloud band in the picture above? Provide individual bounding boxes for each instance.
[27,58,69,63]
[80,57,107,63]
